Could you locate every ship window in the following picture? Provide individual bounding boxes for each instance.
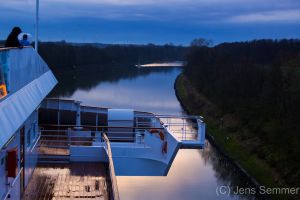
[1,157,5,165]
[60,110,76,125]
[81,112,97,126]
[27,128,31,147]
[98,113,108,126]
[31,123,36,141]
[39,108,58,125]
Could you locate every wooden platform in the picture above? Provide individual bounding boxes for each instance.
[23,163,109,200]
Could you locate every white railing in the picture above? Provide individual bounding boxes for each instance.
[38,127,163,155]
[135,114,203,142]
[39,129,149,146]
[103,133,120,200]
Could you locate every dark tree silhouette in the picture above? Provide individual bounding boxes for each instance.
[184,39,300,186]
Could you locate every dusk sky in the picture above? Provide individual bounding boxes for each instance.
[1,0,300,45]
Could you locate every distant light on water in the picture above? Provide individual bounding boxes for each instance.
[140,61,184,68]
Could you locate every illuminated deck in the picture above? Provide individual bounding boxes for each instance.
[23,163,109,200]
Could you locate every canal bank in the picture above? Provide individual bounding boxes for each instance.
[174,73,289,200]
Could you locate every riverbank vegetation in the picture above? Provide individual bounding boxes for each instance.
[177,39,300,191]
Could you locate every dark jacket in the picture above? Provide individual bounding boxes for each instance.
[5,27,22,48]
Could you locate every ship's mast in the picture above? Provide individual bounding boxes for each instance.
[35,0,39,51]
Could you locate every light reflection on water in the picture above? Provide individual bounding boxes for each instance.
[117,148,220,200]
[60,68,182,114]
[57,67,257,200]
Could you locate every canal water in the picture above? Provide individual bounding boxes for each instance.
[52,66,258,200]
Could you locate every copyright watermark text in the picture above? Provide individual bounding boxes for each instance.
[216,186,300,196]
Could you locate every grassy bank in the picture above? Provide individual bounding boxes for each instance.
[175,74,297,200]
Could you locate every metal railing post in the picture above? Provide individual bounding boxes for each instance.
[67,128,71,146]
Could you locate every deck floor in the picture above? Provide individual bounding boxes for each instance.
[39,146,69,156]
[23,163,109,200]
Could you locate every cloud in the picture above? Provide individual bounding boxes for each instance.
[35,0,254,6]
[1,0,300,24]
[1,0,300,43]
[227,9,300,23]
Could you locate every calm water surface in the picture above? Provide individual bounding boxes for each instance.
[54,67,258,200]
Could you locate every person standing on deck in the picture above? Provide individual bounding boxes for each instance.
[5,27,22,48]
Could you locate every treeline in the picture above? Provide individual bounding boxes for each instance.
[36,41,186,97]
[39,42,111,71]
[38,41,187,72]
[184,39,300,186]
[1,40,186,71]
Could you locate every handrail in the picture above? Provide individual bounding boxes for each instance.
[103,133,120,200]
[136,114,203,119]
[45,98,112,109]
[0,46,33,52]
[39,124,164,130]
